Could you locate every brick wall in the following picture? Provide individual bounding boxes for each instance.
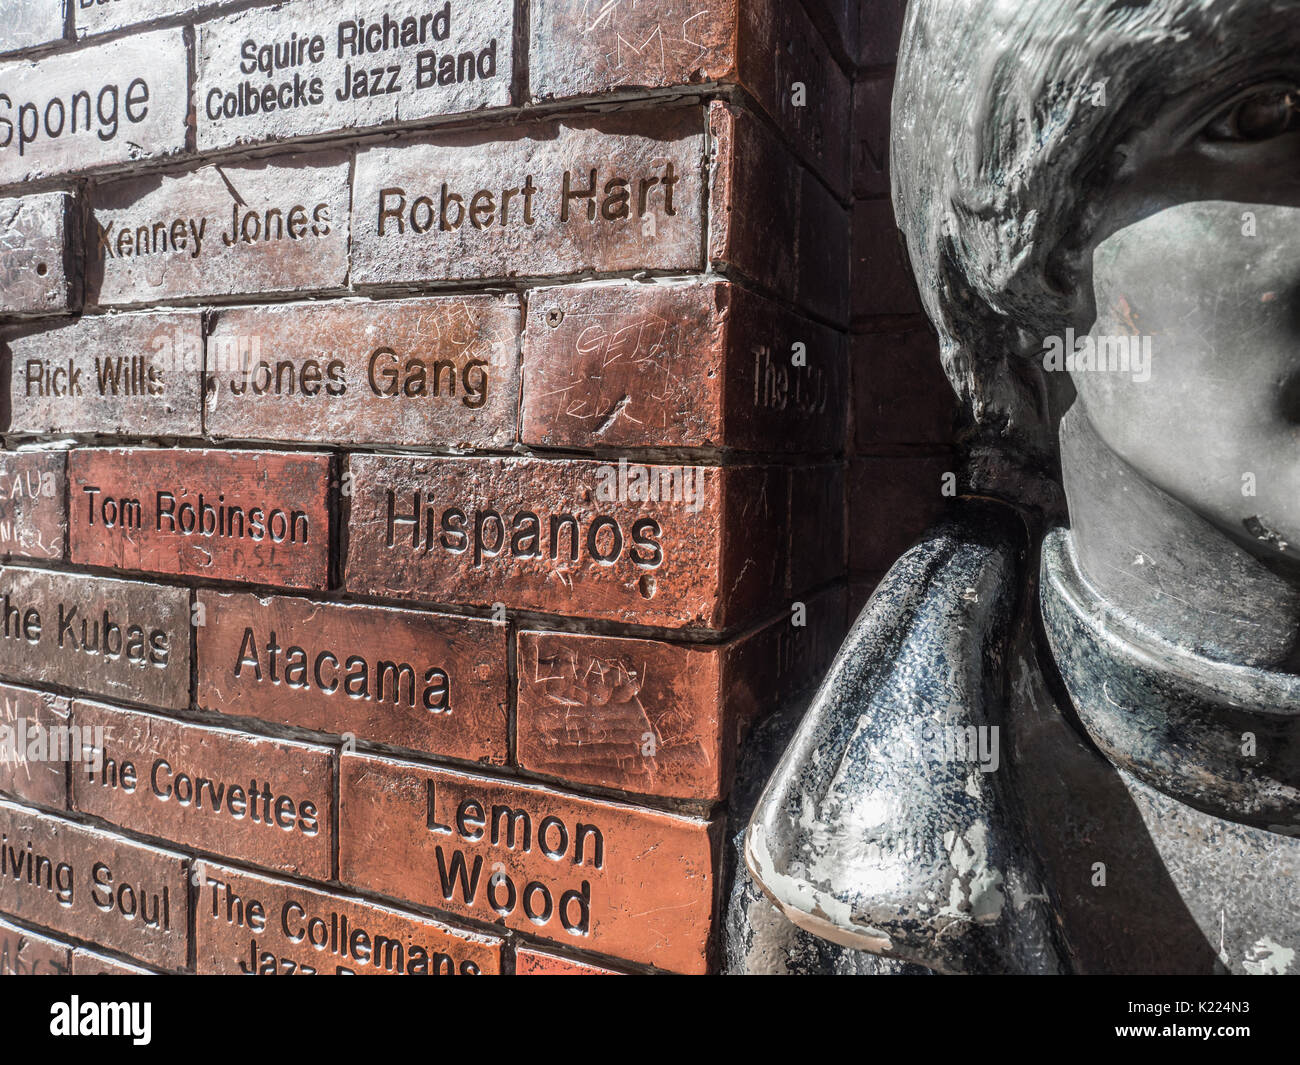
[0,0,950,975]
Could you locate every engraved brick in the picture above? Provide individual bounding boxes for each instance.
[5,311,202,436]
[0,566,190,710]
[340,755,717,972]
[0,682,72,809]
[0,29,187,183]
[0,915,70,974]
[0,193,79,316]
[205,297,520,449]
[343,454,785,630]
[196,591,508,765]
[530,0,850,194]
[196,0,513,152]
[0,451,66,562]
[853,76,893,199]
[70,947,153,974]
[71,700,334,880]
[195,862,502,975]
[87,151,351,307]
[516,630,732,802]
[708,102,849,325]
[351,109,704,287]
[0,799,189,969]
[521,280,846,453]
[515,947,622,975]
[68,448,331,589]
[516,586,846,801]
[0,1,67,57]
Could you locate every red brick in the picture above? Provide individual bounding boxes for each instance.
[789,461,846,594]
[195,862,503,975]
[70,948,153,974]
[5,311,203,437]
[515,947,622,975]
[852,328,956,448]
[0,193,80,317]
[68,448,331,590]
[352,109,705,287]
[205,297,521,449]
[529,0,850,194]
[0,682,72,810]
[0,916,70,974]
[802,0,860,67]
[340,755,717,972]
[515,630,731,801]
[516,587,847,802]
[71,700,334,881]
[848,455,954,573]
[852,198,922,320]
[87,151,351,307]
[708,102,849,324]
[0,451,65,562]
[0,799,189,969]
[853,76,894,199]
[343,454,785,630]
[196,591,508,765]
[860,0,908,67]
[195,0,513,151]
[0,566,191,711]
[521,280,846,453]
[0,31,188,184]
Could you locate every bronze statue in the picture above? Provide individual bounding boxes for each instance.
[731,0,1300,975]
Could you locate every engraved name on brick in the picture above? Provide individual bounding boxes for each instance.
[351,109,704,286]
[197,0,513,151]
[0,451,65,562]
[340,756,716,972]
[522,279,845,451]
[0,29,188,183]
[0,566,190,710]
[0,682,72,810]
[0,799,189,968]
[68,448,331,589]
[205,297,520,449]
[87,152,351,307]
[0,192,78,316]
[196,591,507,764]
[343,454,785,629]
[196,863,502,975]
[6,311,203,436]
[72,700,335,880]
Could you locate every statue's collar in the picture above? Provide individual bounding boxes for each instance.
[1039,526,1300,836]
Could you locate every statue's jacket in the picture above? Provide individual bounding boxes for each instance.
[743,500,1300,975]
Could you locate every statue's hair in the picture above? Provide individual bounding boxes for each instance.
[892,0,1297,487]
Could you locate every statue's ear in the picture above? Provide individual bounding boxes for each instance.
[744,498,1063,974]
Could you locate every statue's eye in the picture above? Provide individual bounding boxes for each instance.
[1205,89,1298,141]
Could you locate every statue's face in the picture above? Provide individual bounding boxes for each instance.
[1074,76,1300,561]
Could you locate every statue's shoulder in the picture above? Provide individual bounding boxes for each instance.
[744,499,1064,974]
